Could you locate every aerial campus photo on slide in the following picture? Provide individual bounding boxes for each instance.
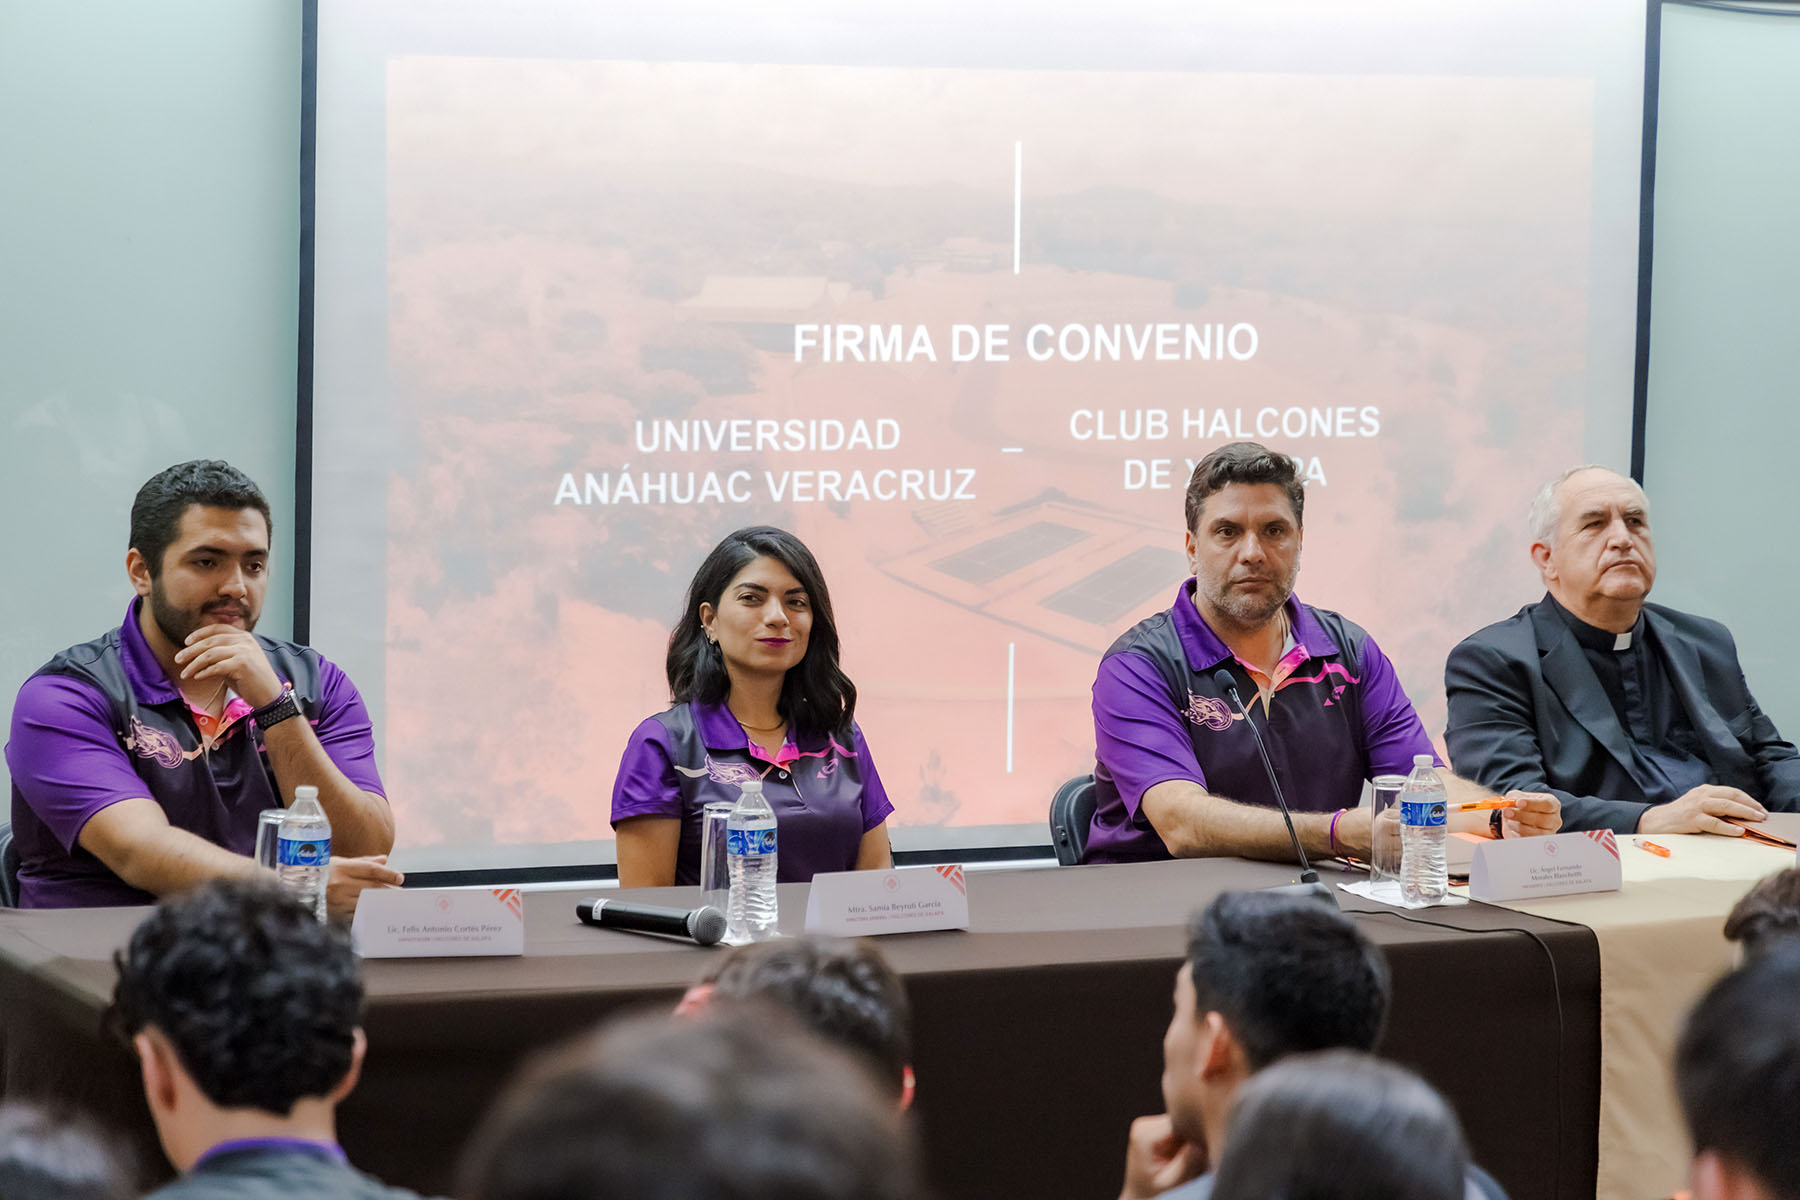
[308,0,1645,867]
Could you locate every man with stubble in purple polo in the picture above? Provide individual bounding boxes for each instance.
[1086,442,1561,867]
[6,460,400,916]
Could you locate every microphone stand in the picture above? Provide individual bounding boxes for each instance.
[1213,667,1337,907]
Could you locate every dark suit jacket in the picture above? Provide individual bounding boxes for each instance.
[1445,596,1800,833]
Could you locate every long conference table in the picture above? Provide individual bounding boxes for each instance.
[0,858,1599,1200]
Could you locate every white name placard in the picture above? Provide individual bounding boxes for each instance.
[352,887,525,958]
[804,865,970,937]
[1469,830,1622,903]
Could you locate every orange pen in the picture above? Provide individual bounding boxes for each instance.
[1448,799,1516,813]
[1640,840,1672,858]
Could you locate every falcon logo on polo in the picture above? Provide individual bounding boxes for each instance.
[675,757,764,786]
[123,717,203,769]
[1185,693,1237,732]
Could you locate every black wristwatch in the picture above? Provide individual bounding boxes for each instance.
[1490,809,1506,839]
[251,688,302,731]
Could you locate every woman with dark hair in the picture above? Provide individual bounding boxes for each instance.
[612,527,893,886]
[1210,1051,1471,1200]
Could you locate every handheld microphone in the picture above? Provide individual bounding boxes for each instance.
[1211,666,1336,907]
[576,898,728,946]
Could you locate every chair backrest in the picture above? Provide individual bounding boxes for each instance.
[1048,774,1097,867]
[0,822,18,908]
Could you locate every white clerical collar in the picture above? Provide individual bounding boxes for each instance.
[1613,630,1632,652]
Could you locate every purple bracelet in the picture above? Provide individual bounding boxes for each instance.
[1329,808,1346,856]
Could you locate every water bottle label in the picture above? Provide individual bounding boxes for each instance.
[726,827,777,856]
[1400,800,1446,828]
[277,835,331,867]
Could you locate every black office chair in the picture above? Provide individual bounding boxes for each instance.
[1049,774,1097,866]
[0,822,18,908]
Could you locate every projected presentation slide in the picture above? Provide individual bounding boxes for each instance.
[312,0,1646,869]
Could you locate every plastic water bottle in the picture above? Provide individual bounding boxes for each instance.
[278,785,332,921]
[725,779,778,943]
[1399,754,1449,905]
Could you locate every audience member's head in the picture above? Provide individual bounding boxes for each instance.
[459,1007,924,1200]
[1210,1050,1469,1200]
[1161,890,1390,1163]
[702,935,913,1101]
[107,878,366,1171]
[1677,946,1800,1200]
[0,1102,134,1200]
[1723,869,1800,960]
[1185,890,1390,1070]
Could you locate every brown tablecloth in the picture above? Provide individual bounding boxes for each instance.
[0,858,1599,1200]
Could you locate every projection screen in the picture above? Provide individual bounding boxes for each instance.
[310,0,1648,872]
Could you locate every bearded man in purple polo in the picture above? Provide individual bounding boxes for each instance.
[1086,442,1560,866]
[7,461,400,915]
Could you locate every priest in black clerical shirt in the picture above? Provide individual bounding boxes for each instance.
[1444,466,1800,835]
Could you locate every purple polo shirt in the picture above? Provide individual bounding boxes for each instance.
[1087,580,1439,863]
[192,1137,349,1170]
[6,599,385,908]
[612,700,893,884]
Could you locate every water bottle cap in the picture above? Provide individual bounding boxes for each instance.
[1413,755,1434,766]
[294,785,319,802]
[741,779,763,794]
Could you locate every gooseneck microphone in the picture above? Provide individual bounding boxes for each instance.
[1211,667,1336,907]
[576,898,727,946]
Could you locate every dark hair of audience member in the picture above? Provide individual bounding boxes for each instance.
[1723,868,1800,958]
[1677,945,1800,1199]
[1210,1050,1469,1200]
[459,1006,925,1200]
[0,1102,134,1200]
[106,878,363,1115]
[1187,890,1391,1070]
[1184,441,1305,534]
[129,459,273,576]
[705,935,912,1098]
[665,525,856,740]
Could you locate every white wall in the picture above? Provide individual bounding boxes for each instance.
[0,1,302,776]
[1644,3,1800,737]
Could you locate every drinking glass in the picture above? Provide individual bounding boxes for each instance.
[699,801,734,916]
[254,807,288,871]
[1369,775,1408,885]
